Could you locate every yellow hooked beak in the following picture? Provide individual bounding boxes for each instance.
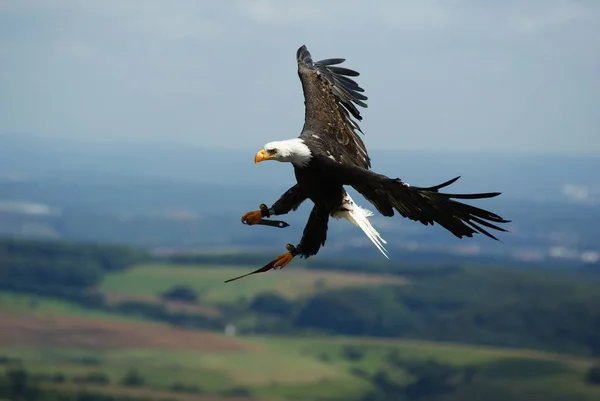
[254,149,274,164]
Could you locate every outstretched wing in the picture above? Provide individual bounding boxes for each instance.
[314,155,511,241]
[296,45,371,169]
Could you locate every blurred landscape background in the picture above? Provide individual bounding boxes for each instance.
[1,1,599,401]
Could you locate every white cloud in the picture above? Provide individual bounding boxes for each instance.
[562,184,597,204]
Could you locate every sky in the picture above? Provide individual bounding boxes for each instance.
[0,0,599,154]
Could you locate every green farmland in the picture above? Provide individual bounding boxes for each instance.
[2,238,600,401]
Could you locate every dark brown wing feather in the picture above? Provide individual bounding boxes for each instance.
[314,155,511,241]
[296,45,371,169]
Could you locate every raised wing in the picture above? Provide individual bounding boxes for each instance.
[296,45,371,169]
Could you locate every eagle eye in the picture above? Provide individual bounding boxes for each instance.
[267,148,278,155]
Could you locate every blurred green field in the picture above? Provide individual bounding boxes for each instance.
[0,291,141,323]
[2,333,599,401]
[3,260,600,401]
[100,263,407,304]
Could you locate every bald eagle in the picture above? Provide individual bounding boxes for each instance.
[241,45,509,270]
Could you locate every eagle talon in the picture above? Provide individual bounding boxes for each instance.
[241,210,263,225]
[259,204,271,217]
[273,251,295,270]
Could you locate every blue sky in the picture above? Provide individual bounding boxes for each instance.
[1,0,598,154]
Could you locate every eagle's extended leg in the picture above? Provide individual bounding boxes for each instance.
[241,184,308,225]
[271,203,331,269]
[226,203,330,280]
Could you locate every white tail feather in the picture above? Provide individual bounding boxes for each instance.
[332,192,389,259]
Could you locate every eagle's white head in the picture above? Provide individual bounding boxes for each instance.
[254,138,312,167]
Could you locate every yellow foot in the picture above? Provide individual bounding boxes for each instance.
[241,210,263,225]
[273,252,295,269]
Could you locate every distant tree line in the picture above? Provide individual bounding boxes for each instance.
[160,285,199,302]
[0,238,148,299]
[162,252,465,278]
[314,346,600,401]
[0,353,255,400]
[240,267,600,357]
[108,300,222,330]
[0,366,154,401]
